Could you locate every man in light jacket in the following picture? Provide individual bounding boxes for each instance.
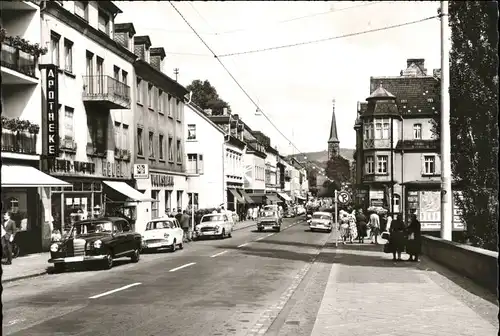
[369,211,380,244]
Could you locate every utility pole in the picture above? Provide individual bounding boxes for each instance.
[174,68,179,81]
[440,1,453,241]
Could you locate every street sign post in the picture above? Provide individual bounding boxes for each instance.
[337,191,351,205]
[334,190,338,247]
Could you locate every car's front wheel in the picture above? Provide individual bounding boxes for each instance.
[130,248,140,263]
[103,250,114,270]
[219,229,225,239]
[170,239,177,252]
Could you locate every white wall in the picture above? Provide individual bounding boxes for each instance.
[184,104,224,209]
[402,117,435,141]
[244,153,265,190]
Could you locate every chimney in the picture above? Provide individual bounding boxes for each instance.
[406,58,427,75]
[149,47,166,72]
[133,35,152,62]
[204,109,212,116]
[114,23,136,51]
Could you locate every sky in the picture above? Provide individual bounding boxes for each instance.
[116,1,442,155]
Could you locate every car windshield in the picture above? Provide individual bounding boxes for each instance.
[202,215,224,222]
[72,221,113,236]
[262,211,276,218]
[312,214,331,220]
[146,221,174,230]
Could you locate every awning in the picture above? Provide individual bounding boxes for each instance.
[1,164,70,187]
[103,181,157,202]
[295,195,307,200]
[228,188,245,203]
[278,192,293,202]
[238,189,255,204]
[266,194,282,203]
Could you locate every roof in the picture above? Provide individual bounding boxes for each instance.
[134,35,152,48]
[150,47,166,59]
[370,76,440,117]
[328,101,339,143]
[367,84,396,100]
[114,22,136,36]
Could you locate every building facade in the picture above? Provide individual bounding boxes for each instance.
[37,1,143,246]
[184,103,225,210]
[354,58,464,232]
[131,34,189,232]
[1,0,70,253]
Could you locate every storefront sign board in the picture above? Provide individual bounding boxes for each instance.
[151,173,174,188]
[45,64,59,157]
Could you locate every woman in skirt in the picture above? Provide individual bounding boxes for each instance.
[348,214,358,243]
[339,210,350,243]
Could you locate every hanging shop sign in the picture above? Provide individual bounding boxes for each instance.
[151,173,174,188]
[46,64,59,157]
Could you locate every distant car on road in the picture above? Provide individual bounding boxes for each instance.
[142,217,184,252]
[257,210,282,232]
[48,217,142,272]
[308,212,333,233]
[195,213,233,239]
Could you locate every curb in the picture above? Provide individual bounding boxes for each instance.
[2,270,48,284]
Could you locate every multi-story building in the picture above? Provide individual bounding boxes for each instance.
[37,1,142,246]
[131,34,189,231]
[207,109,249,213]
[1,0,70,253]
[184,103,225,210]
[354,58,464,233]
[288,158,308,203]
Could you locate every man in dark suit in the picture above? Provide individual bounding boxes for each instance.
[2,212,17,265]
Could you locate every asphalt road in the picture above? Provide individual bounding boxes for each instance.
[2,216,333,336]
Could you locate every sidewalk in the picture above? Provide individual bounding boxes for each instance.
[1,252,51,284]
[309,237,498,336]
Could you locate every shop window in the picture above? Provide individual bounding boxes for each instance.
[176,190,183,210]
[151,190,159,219]
[165,190,172,213]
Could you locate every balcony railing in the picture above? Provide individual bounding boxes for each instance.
[363,139,391,149]
[1,44,37,78]
[1,129,38,155]
[83,75,131,109]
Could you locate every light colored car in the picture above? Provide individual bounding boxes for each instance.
[263,204,283,218]
[308,212,333,233]
[195,213,233,239]
[257,210,282,232]
[142,218,184,252]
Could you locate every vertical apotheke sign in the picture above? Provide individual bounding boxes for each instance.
[46,64,59,157]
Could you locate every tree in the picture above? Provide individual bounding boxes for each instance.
[186,79,231,115]
[431,1,498,250]
[325,155,351,191]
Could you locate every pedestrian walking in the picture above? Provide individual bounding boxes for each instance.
[406,214,422,262]
[355,209,368,243]
[348,214,357,243]
[339,210,350,243]
[369,211,380,244]
[2,212,17,265]
[388,213,405,261]
[179,210,191,242]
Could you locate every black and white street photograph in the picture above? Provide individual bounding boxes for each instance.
[1,1,498,335]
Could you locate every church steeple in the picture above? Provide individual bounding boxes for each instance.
[328,99,340,159]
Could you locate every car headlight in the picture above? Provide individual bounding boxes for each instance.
[214,225,220,231]
[164,233,170,238]
[93,240,102,248]
[50,243,60,252]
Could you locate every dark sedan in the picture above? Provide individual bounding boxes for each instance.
[48,217,142,272]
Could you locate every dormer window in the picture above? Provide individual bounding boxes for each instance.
[98,11,110,35]
[75,1,88,21]
[427,98,434,103]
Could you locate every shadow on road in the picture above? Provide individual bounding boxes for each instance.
[252,239,327,249]
[46,259,133,274]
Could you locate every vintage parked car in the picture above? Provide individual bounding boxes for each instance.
[194,213,233,239]
[142,217,184,252]
[48,217,142,271]
[284,207,296,218]
[257,210,282,232]
[308,212,333,233]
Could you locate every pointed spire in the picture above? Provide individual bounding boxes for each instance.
[328,99,339,143]
[367,83,396,100]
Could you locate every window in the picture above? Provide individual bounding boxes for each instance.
[169,96,174,117]
[50,32,60,66]
[413,123,422,139]
[176,190,183,210]
[113,66,120,81]
[85,51,93,77]
[382,122,390,139]
[114,121,121,149]
[96,57,104,92]
[148,131,154,158]
[176,139,182,163]
[122,124,129,151]
[148,84,153,108]
[64,39,73,72]
[151,190,159,219]
[187,154,197,174]
[187,124,196,140]
[164,190,172,212]
[365,156,374,174]
[98,11,109,35]
[168,136,174,161]
[121,70,128,85]
[136,77,142,104]
[74,1,88,20]
[137,127,144,156]
[87,113,106,153]
[64,107,74,139]
[376,155,388,174]
[176,100,181,120]
[364,123,374,139]
[158,90,163,113]
[375,122,382,139]
[159,134,164,160]
[198,154,204,174]
[424,155,436,174]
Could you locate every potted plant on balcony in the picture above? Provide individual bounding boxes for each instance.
[121,149,131,162]
[0,29,48,57]
[114,147,122,160]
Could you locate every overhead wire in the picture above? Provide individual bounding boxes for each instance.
[218,15,439,58]
[169,1,307,159]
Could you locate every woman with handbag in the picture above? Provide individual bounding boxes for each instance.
[406,214,422,262]
[355,209,367,244]
[388,213,405,261]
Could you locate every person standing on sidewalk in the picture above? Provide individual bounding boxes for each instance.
[2,212,17,265]
[406,214,422,262]
[389,214,405,261]
[369,211,380,244]
[179,210,191,242]
[355,209,368,244]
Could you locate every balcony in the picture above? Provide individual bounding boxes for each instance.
[1,117,39,155]
[1,43,38,84]
[83,75,131,109]
[363,139,391,150]
[1,0,39,10]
